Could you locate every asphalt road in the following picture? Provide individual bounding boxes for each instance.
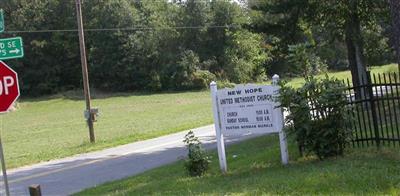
[0,125,267,196]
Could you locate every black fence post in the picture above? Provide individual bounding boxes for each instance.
[366,71,380,148]
[29,184,42,196]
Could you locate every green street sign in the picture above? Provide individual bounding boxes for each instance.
[0,9,4,33]
[0,37,24,60]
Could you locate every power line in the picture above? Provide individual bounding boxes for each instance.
[3,24,241,34]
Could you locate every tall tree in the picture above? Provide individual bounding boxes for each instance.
[389,0,400,72]
[179,0,210,53]
[249,0,389,89]
[0,0,81,96]
[83,0,139,91]
[308,0,389,93]
[249,0,309,75]
[206,0,248,73]
[344,0,367,89]
[0,0,272,95]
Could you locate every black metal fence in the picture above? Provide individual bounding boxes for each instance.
[344,71,400,147]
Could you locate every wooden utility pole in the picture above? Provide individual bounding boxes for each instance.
[75,0,95,143]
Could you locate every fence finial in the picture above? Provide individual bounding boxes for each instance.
[272,74,280,85]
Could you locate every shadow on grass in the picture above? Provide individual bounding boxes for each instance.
[7,130,398,195]
[77,136,400,195]
[19,89,208,103]
[4,130,265,195]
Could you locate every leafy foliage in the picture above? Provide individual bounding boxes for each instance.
[279,76,352,160]
[183,130,210,177]
[223,30,268,83]
[0,0,396,96]
[192,70,217,90]
[287,43,327,77]
[0,0,268,96]
[249,0,394,77]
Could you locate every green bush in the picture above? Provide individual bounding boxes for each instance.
[192,70,217,90]
[183,131,210,177]
[216,80,235,89]
[279,76,352,160]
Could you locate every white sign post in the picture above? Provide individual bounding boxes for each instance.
[210,82,228,173]
[210,75,288,173]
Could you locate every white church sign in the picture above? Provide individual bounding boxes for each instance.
[210,75,289,173]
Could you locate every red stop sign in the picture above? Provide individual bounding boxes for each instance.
[0,61,20,113]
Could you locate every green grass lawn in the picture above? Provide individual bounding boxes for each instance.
[1,91,213,168]
[287,63,397,88]
[76,135,400,195]
[1,64,397,169]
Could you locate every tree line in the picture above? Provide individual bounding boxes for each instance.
[0,0,398,96]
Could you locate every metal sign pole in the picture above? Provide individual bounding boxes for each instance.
[0,10,18,195]
[0,116,10,196]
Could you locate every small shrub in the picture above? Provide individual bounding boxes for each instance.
[279,76,352,160]
[183,131,210,177]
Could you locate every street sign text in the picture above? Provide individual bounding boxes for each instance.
[0,61,20,113]
[0,76,15,95]
[0,37,24,60]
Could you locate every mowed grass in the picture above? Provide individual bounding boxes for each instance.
[288,63,397,88]
[1,63,397,169]
[1,91,213,168]
[76,135,400,195]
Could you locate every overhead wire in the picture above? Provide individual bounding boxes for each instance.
[3,25,242,34]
